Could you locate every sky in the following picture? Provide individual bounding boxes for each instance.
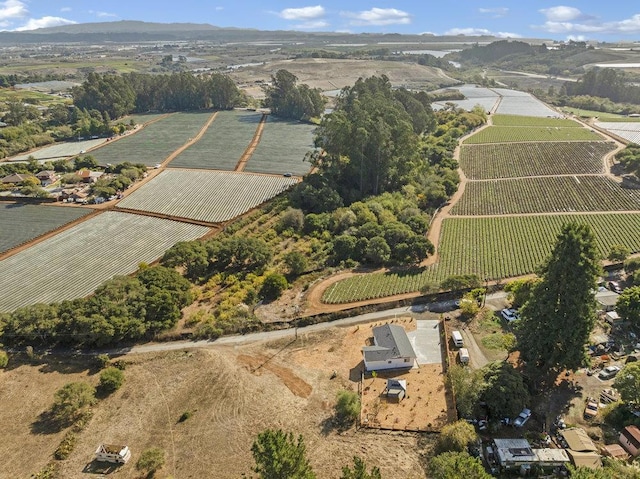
[1,1,640,42]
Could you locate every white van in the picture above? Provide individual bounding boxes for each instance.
[451,330,464,348]
[459,348,470,364]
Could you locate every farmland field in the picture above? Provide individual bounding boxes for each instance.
[594,122,640,144]
[451,176,640,215]
[244,117,316,176]
[463,125,603,144]
[492,89,561,118]
[6,138,106,162]
[0,204,93,254]
[117,112,168,126]
[490,114,581,127]
[322,213,640,303]
[168,110,262,170]
[0,211,210,312]
[459,142,613,179]
[117,170,298,223]
[90,112,212,166]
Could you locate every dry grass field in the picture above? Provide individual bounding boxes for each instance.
[1,322,433,479]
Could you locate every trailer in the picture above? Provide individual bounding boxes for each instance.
[95,444,131,464]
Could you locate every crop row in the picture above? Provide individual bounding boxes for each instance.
[169,110,263,171]
[91,112,213,166]
[491,114,581,127]
[8,138,106,162]
[451,176,640,216]
[594,122,640,144]
[117,170,299,223]
[464,126,602,144]
[322,213,640,303]
[0,211,210,312]
[494,96,562,118]
[0,204,93,254]
[245,117,316,176]
[459,141,612,179]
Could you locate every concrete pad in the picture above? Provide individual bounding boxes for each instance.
[408,320,442,365]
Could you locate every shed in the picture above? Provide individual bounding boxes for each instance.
[362,324,417,372]
[619,425,640,457]
[566,450,602,469]
[385,379,407,402]
[596,290,620,312]
[605,311,623,327]
[602,444,629,460]
[561,428,598,452]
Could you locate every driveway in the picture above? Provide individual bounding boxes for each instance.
[408,320,442,365]
[460,328,490,370]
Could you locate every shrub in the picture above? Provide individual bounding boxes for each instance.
[54,431,77,460]
[95,353,110,369]
[434,420,479,454]
[136,447,165,475]
[98,367,125,393]
[0,350,8,368]
[178,410,193,422]
[335,390,360,425]
[52,382,96,425]
[260,273,288,300]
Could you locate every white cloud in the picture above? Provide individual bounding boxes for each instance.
[534,10,640,36]
[60,7,71,13]
[15,16,76,31]
[341,7,411,26]
[279,5,325,21]
[445,27,521,38]
[215,6,224,11]
[567,35,587,42]
[479,7,509,18]
[539,6,584,22]
[0,0,27,21]
[97,11,118,18]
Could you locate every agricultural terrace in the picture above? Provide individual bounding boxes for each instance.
[0,211,209,312]
[244,117,316,176]
[168,110,262,170]
[492,88,561,118]
[463,125,603,144]
[6,138,106,162]
[451,176,640,215]
[594,122,640,144]
[117,112,168,126]
[117,170,298,223]
[90,112,212,166]
[321,213,640,303]
[0,204,92,254]
[490,114,581,127]
[459,142,613,179]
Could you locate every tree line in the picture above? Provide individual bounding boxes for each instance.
[72,71,246,119]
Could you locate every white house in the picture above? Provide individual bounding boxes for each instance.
[94,444,131,464]
[362,324,417,372]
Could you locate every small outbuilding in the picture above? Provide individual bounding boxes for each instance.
[94,444,131,464]
[385,379,407,402]
[602,444,629,461]
[620,425,640,457]
[596,290,620,312]
[561,428,602,469]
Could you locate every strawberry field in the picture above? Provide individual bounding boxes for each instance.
[491,114,581,127]
[321,213,640,303]
[451,176,640,215]
[463,126,602,144]
[459,141,612,179]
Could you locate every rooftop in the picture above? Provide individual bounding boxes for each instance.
[363,323,417,362]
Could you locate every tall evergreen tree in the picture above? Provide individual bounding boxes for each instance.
[251,429,315,479]
[518,222,601,376]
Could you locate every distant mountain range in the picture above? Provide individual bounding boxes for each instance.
[0,20,524,45]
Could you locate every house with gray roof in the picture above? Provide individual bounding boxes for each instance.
[362,323,417,372]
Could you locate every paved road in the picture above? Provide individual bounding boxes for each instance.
[104,293,510,357]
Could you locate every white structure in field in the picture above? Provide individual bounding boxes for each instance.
[362,324,417,371]
[95,444,131,464]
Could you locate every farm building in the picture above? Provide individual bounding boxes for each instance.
[94,444,131,464]
[596,290,619,312]
[561,428,602,469]
[0,173,34,185]
[76,170,104,183]
[619,425,640,457]
[492,439,570,472]
[385,378,407,402]
[35,170,58,186]
[602,444,629,461]
[362,324,417,372]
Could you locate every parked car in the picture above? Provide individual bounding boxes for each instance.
[608,281,623,294]
[154,163,162,169]
[501,308,520,322]
[598,365,621,380]
[514,408,532,427]
[584,398,598,419]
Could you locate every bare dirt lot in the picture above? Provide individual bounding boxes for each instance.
[228,58,459,97]
[1,322,431,479]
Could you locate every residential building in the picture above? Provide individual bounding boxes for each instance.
[362,324,417,372]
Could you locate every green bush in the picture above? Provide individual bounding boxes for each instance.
[54,431,77,460]
[136,447,165,474]
[178,410,193,423]
[98,367,124,393]
[260,273,288,300]
[0,350,8,368]
[335,390,360,425]
[52,382,96,425]
[95,353,110,369]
